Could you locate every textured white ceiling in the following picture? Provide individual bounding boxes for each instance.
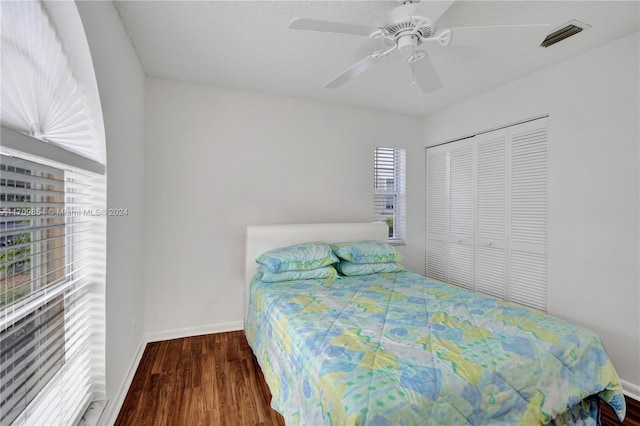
[114,1,640,116]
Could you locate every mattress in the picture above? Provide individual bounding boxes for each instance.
[245,270,626,425]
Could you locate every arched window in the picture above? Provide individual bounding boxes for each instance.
[1,1,107,424]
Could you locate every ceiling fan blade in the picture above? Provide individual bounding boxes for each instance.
[289,18,377,37]
[409,53,442,94]
[448,24,552,46]
[324,54,383,89]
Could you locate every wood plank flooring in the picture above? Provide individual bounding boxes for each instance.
[115,331,284,425]
[117,330,640,425]
[602,395,640,426]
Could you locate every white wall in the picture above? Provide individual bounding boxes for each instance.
[76,1,146,422]
[144,78,424,339]
[422,32,640,393]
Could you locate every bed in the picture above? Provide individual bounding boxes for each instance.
[244,222,626,425]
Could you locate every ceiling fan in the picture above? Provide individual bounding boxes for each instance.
[290,0,550,94]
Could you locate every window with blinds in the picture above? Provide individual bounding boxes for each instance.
[374,147,406,243]
[0,152,105,425]
[1,1,107,423]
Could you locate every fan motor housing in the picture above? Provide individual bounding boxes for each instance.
[385,2,434,41]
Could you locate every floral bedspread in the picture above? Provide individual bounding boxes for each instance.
[245,271,626,425]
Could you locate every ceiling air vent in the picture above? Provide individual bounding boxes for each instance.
[540,20,590,48]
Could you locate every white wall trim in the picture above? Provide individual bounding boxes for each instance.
[621,379,640,401]
[98,336,147,425]
[145,321,244,343]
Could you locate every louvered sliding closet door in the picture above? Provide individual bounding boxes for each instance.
[426,117,548,311]
[508,119,548,311]
[426,148,448,281]
[475,130,508,299]
[448,143,474,290]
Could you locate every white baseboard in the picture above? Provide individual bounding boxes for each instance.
[621,379,640,401]
[145,320,244,343]
[98,336,147,426]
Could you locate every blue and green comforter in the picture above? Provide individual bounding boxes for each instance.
[245,271,626,425]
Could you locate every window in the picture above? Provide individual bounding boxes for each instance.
[374,147,406,243]
[0,151,105,425]
[1,160,67,424]
[1,1,107,424]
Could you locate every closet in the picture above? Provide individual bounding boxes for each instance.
[426,117,548,311]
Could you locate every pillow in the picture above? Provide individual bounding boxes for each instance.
[258,265,338,283]
[256,241,339,274]
[336,260,404,276]
[331,240,402,264]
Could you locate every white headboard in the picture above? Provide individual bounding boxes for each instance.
[244,222,388,324]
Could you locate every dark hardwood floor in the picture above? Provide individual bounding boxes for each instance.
[117,330,639,425]
[602,395,640,426]
[115,331,284,425]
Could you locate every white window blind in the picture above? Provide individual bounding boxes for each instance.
[374,147,406,243]
[0,151,106,425]
[0,1,107,424]
[0,1,106,165]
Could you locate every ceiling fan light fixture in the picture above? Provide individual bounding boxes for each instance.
[540,20,590,47]
[397,33,418,53]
